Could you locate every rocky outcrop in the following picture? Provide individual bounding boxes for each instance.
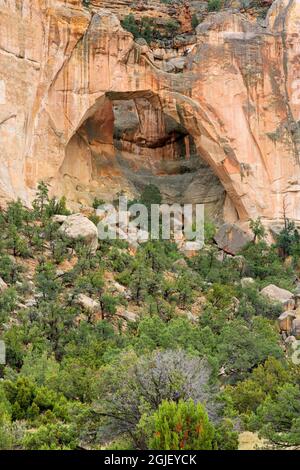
[214,223,252,254]
[261,284,295,309]
[278,310,296,334]
[117,308,138,322]
[1,1,300,229]
[292,318,300,338]
[58,213,98,253]
[0,277,8,293]
[75,293,100,313]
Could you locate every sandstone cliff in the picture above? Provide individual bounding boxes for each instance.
[1,0,300,227]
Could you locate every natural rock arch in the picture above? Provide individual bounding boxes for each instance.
[56,86,256,222]
[58,90,228,221]
[22,9,274,222]
[2,2,300,227]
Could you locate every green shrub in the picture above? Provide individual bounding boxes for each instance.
[0,387,13,449]
[121,14,140,38]
[45,196,70,217]
[121,15,157,44]
[249,383,300,448]
[140,184,162,207]
[165,19,180,35]
[92,197,106,210]
[146,399,215,450]
[23,423,77,450]
[191,14,199,29]
[0,288,17,322]
[207,0,222,12]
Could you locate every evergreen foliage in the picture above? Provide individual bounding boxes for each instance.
[0,184,299,449]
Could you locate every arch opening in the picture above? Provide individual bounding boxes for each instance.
[59,92,233,223]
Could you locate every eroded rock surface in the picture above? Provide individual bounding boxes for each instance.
[1,1,300,228]
[261,284,295,309]
[214,223,252,254]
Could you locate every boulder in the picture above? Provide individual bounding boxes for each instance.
[295,306,300,318]
[55,269,65,277]
[215,251,225,262]
[214,223,252,255]
[59,214,98,253]
[168,57,186,72]
[0,277,8,293]
[185,311,198,323]
[27,281,36,292]
[234,255,246,272]
[111,281,126,294]
[292,318,300,339]
[260,284,295,309]
[278,310,296,333]
[52,214,68,224]
[179,241,203,256]
[162,61,176,73]
[111,281,132,300]
[75,294,100,313]
[285,335,297,345]
[117,309,138,322]
[24,298,37,308]
[294,293,300,309]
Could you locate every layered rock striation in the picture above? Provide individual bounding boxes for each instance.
[1,0,300,227]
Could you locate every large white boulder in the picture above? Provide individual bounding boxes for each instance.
[117,309,138,322]
[75,294,100,313]
[261,284,294,309]
[58,214,98,253]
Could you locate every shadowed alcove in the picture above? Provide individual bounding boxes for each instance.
[60,91,227,222]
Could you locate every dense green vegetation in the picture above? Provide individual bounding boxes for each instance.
[145,399,215,450]
[0,183,300,449]
[121,14,180,44]
[207,0,222,12]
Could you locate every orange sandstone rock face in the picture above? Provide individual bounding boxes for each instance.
[92,0,193,35]
[0,1,300,228]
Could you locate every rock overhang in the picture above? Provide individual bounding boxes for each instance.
[1,1,300,228]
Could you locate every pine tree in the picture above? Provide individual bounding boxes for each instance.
[33,181,49,219]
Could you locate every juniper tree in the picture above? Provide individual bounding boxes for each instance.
[145,399,215,450]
